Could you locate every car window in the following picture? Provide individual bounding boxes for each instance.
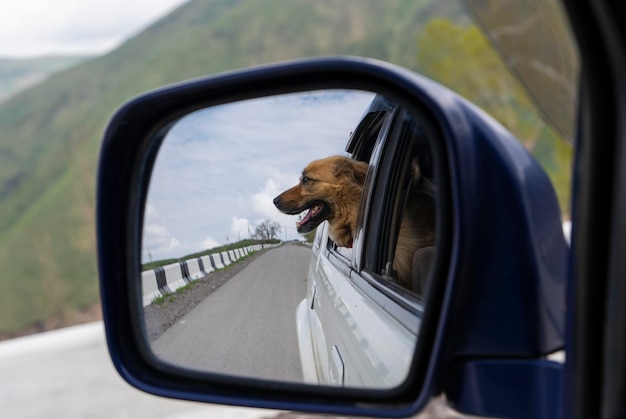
[324,101,393,272]
[383,113,437,297]
[325,102,437,301]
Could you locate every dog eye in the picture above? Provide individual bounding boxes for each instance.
[302,176,310,183]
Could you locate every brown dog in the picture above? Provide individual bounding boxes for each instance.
[273,155,436,291]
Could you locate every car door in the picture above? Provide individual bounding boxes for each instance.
[305,99,437,388]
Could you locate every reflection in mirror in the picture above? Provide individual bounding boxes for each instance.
[141,90,438,390]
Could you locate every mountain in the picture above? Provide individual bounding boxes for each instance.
[0,56,90,103]
[0,0,468,336]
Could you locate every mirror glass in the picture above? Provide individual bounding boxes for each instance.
[141,89,438,390]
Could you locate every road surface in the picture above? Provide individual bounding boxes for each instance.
[152,244,312,383]
[0,321,282,418]
[0,242,468,418]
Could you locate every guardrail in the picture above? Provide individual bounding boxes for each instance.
[141,243,280,306]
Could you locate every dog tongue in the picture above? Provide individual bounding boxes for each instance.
[297,204,321,227]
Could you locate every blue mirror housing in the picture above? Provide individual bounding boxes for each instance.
[439,92,567,418]
[97,56,566,418]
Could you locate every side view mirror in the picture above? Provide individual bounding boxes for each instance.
[97,57,567,417]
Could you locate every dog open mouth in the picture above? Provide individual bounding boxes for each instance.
[296,201,330,233]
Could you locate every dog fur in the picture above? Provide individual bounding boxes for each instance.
[273,155,436,290]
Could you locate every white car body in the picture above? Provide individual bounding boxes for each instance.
[296,220,422,388]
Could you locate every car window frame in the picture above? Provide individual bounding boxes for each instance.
[323,105,392,279]
[358,108,432,308]
[323,104,427,316]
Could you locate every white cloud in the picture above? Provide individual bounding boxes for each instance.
[250,178,302,233]
[201,236,220,250]
[142,204,178,260]
[230,217,251,242]
[0,0,189,57]
[144,90,376,259]
[252,179,283,218]
[143,203,222,261]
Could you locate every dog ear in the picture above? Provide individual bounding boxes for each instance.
[351,160,368,185]
[411,158,437,197]
[333,157,368,186]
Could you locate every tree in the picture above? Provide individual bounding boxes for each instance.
[416,17,572,214]
[253,220,280,240]
[417,18,541,146]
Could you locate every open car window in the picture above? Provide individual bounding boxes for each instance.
[381,111,437,298]
[325,96,437,302]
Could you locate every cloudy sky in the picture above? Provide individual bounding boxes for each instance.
[0,0,189,57]
[143,90,376,262]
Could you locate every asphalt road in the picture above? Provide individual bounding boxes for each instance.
[0,241,475,418]
[0,322,282,419]
[151,244,312,383]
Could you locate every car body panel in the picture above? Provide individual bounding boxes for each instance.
[297,221,419,389]
[295,298,318,384]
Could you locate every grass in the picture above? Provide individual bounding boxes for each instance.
[141,239,278,271]
[0,56,90,102]
[151,281,197,306]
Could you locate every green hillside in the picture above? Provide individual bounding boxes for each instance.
[0,0,571,336]
[0,0,468,335]
[0,56,89,103]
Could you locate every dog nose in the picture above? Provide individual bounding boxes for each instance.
[273,196,280,206]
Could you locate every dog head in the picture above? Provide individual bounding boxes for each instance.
[273,155,368,246]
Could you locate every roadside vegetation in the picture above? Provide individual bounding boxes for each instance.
[151,280,197,306]
[142,238,276,271]
[0,0,571,336]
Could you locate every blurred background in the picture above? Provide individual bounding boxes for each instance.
[0,1,574,417]
[0,0,573,340]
